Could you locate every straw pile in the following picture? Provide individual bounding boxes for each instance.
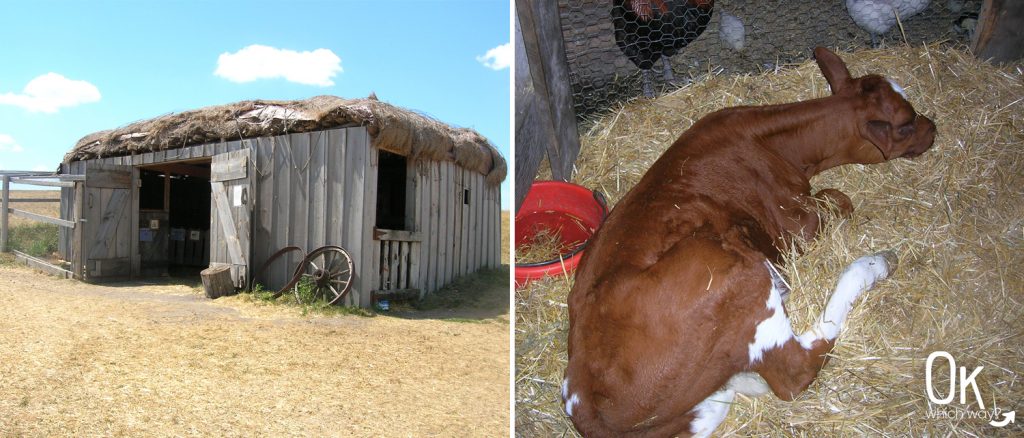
[515,44,1023,437]
[516,229,578,265]
[64,95,507,185]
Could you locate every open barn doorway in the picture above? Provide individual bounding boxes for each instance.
[135,160,211,278]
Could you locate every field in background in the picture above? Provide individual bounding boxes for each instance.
[2,191,62,259]
[4,190,60,227]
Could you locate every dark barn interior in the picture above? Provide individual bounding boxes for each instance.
[137,161,211,277]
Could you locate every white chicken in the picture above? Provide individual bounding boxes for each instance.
[719,11,745,51]
[846,0,931,47]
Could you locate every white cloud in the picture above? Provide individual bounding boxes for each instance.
[215,44,342,86]
[0,134,24,153]
[477,42,512,70]
[0,73,101,113]
[31,164,51,172]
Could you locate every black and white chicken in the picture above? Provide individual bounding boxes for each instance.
[612,0,715,98]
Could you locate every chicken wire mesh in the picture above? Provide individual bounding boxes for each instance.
[560,0,982,122]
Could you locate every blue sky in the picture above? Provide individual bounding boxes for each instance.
[0,0,512,208]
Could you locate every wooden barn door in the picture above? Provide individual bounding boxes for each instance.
[209,149,252,290]
[81,163,132,281]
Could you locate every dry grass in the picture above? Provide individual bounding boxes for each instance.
[516,44,1023,437]
[3,190,60,227]
[0,266,509,437]
[515,229,574,265]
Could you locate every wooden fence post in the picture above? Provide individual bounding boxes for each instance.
[972,0,1024,63]
[515,0,582,212]
[1,175,9,252]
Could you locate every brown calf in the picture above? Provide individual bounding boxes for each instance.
[562,47,936,437]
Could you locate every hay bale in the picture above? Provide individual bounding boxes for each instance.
[64,95,506,185]
[516,44,1024,436]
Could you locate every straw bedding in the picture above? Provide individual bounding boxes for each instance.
[515,45,1023,436]
[64,95,507,185]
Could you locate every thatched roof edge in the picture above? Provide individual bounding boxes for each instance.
[64,95,507,185]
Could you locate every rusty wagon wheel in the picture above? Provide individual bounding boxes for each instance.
[291,245,355,305]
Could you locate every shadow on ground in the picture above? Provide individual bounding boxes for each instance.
[387,265,510,322]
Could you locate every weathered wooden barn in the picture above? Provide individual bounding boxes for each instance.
[57,95,507,307]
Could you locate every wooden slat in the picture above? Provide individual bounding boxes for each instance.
[362,132,378,306]
[211,182,245,266]
[373,228,422,242]
[473,173,482,272]
[211,151,248,182]
[483,184,491,269]
[129,167,141,276]
[494,185,501,267]
[457,167,467,278]
[389,241,399,290]
[514,1,582,211]
[439,162,451,285]
[90,189,130,258]
[427,163,440,293]
[72,182,84,278]
[414,162,428,294]
[326,130,349,303]
[288,134,309,272]
[86,165,132,188]
[310,132,327,267]
[0,175,8,252]
[14,250,73,279]
[346,129,367,305]
[251,138,273,288]
[9,178,75,188]
[272,137,293,290]
[972,0,1024,63]
[0,198,60,203]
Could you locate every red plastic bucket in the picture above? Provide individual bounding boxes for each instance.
[514,181,608,288]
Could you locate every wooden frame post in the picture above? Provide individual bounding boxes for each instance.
[972,0,1024,63]
[1,175,9,252]
[515,0,582,212]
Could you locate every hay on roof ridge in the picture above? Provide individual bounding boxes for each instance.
[64,95,507,185]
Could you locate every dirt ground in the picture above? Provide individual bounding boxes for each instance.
[0,261,509,436]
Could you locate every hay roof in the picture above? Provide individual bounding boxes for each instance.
[65,95,507,185]
[516,44,1024,436]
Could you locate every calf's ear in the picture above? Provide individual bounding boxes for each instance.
[814,47,852,94]
[861,120,895,160]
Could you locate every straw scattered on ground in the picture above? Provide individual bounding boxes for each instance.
[516,44,1023,437]
[0,207,513,436]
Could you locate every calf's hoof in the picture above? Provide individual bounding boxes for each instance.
[874,250,899,276]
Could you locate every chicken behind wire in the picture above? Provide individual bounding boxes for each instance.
[613,0,715,98]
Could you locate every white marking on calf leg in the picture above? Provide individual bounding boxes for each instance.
[561,377,581,417]
[748,263,796,363]
[797,253,892,348]
[689,389,736,438]
[751,253,893,362]
[887,78,908,98]
[565,393,580,417]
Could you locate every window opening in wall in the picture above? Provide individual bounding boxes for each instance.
[376,151,408,230]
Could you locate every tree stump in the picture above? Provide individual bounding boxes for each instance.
[201,265,235,299]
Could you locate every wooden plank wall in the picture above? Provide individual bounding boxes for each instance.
[250,128,377,308]
[58,126,500,306]
[413,159,501,296]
